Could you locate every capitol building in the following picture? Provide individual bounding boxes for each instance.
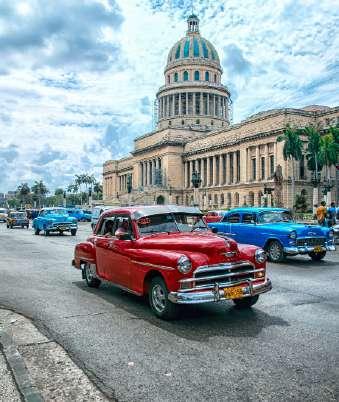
[103,14,338,209]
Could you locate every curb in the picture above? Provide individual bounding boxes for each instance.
[0,328,44,402]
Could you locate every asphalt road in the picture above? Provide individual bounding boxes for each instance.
[0,223,338,401]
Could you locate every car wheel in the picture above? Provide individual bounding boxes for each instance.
[233,295,259,308]
[71,229,77,236]
[34,228,40,235]
[149,276,179,320]
[267,240,285,262]
[6,224,9,228]
[44,230,50,236]
[59,231,64,236]
[84,263,101,288]
[308,251,326,261]
[21,224,24,228]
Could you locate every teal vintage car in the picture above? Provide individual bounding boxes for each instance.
[32,207,78,236]
[208,208,335,262]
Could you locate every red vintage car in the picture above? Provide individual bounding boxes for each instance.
[204,210,225,223]
[72,206,272,320]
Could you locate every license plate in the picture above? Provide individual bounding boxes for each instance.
[59,226,67,230]
[224,286,244,299]
[314,245,322,253]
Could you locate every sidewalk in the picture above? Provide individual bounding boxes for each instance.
[0,308,109,402]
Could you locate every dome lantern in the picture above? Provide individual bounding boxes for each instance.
[187,14,199,34]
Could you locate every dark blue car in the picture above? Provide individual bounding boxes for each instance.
[208,207,335,262]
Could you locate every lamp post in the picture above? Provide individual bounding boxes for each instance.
[127,174,132,206]
[88,187,92,208]
[311,171,321,212]
[191,170,202,207]
[322,177,334,205]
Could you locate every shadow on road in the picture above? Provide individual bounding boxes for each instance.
[74,281,289,342]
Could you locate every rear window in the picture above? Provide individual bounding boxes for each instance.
[223,213,240,223]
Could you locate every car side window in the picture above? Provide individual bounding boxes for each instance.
[114,216,133,237]
[98,217,115,236]
[226,213,240,223]
[242,213,256,224]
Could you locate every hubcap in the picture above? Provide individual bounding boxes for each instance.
[152,284,166,313]
[270,243,281,260]
[85,264,94,281]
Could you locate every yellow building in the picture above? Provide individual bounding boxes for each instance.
[103,14,339,209]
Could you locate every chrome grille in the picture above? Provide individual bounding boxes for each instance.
[179,262,263,292]
[296,237,325,247]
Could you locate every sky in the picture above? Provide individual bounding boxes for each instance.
[0,0,338,193]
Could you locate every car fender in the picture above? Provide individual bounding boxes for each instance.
[263,237,284,250]
[74,241,96,268]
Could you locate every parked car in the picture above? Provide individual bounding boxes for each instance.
[91,205,116,230]
[6,211,29,228]
[208,207,336,262]
[204,210,225,223]
[33,207,78,236]
[67,208,91,222]
[333,223,339,244]
[0,208,8,222]
[72,205,271,320]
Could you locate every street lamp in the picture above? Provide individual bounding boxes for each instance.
[191,171,202,207]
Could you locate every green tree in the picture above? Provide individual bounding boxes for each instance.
[277,125,303,210]
[31,180,49,208]
[17,183,31,206]
[319,133,338,201]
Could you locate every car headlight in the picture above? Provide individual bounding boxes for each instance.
[289,231,297,239]
[177,255,192,274]
[328,230,334,238]
[255,249,267,263]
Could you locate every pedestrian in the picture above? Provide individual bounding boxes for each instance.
[316,201,327,226]
[327,202,336,227]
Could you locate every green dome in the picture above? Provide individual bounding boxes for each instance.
[167,34,220,66]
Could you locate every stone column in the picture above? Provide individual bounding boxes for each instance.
[184,162,187,188]
[200,159,205,187]
[207,93,210,115]
[256,146,260,182]
[265,144,270,179]
[193,93,196,116]
[213,156,217,186]
[213,95,216,117]
[219,155,224,185]
[200,92,203,116]
[186,92,188,115]
[226,153,231,184]
[172,94,175,117]
[206,157,210,187]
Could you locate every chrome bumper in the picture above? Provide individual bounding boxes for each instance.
[284,243,336,255]
[47,224,77,231]
[168,278,272,305]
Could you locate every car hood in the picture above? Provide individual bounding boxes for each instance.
[138,231,239,254]
[45,215,76,223]
[259,222,326,236]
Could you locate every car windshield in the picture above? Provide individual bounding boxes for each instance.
[12,213,26,218]
[258,211,292,223]
[137,213,207,235]
[45,209,67,215]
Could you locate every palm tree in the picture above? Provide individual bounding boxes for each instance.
[17,183,31,206]
[31,180,49,208]
[319,133,338,203]
[304,126,323,208]
[277,125,303,210]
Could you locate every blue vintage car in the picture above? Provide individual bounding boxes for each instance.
[67,208,92,222]
[32,207,78,236]
[208,207,335,262]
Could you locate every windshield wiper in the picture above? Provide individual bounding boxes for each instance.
[191,226,207,232]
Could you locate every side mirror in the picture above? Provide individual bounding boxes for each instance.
[211,227,218,234]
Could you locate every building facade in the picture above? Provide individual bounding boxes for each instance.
[103,15,339,210]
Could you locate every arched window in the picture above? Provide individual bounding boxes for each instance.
[194,71,200,81]
[214,74,217,83]
[205,71,209,81]
[175,44,181,59]
[183,71,189,81]
[193,38,200,57]
[220,194,224,205]
[183,40,190,58]
[174,72,178,82]
[167,75,170,84]
[202,40,209,58]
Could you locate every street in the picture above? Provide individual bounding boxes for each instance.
[0,223,338,402]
